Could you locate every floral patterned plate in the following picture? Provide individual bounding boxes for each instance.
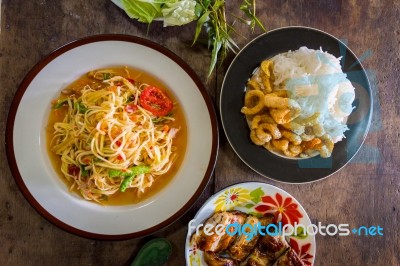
[185,182,316,265]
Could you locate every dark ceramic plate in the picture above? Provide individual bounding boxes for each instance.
[220,26,372,183]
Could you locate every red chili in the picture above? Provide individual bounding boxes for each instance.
[127,78,135,84]
[140,86,173,116]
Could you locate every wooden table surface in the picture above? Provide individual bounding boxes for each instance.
[1,1,399,265]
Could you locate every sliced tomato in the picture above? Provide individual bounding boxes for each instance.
[140,86,173,116]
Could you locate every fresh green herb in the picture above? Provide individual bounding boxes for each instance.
[127,95,135,103]
[53,99,68,109]
[109,165,151,192]
[75,102,88,114]
[102,73,112,80]
[194,0,237,76]
[239,0,266,31]
[193,0,266,76]
[80,164,89,177]
[115,0,266,77]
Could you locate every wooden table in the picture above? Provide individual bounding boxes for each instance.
[1,1,399,265]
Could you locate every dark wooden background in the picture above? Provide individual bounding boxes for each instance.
[1,0,399,265]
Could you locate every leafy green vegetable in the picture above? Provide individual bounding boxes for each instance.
[121,0,165,23]
[109,165,151,192]
[116,0,266,77]
[162,0,197,26]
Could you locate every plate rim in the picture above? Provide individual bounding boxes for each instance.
[219,26,373,184]
[184,181,317,265]
[5,34,219,240]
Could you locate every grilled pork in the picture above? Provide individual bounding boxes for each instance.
[191,211,307,266]
[204,251,238,266]
[191,211,247,252]
[229,214,275,261]
[240,235,290,266]
[272,248,305,266]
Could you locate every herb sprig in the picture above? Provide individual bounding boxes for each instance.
[194,0,266,76]
[116,0,266,76]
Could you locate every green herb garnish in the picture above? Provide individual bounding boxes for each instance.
[80,164,89,177]
[116,0,266,77]
[102,73,112,80]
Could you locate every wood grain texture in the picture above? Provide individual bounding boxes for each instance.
[0,0,398,265]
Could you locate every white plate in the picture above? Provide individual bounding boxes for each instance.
[185,182,316,265]
[6,35,218,239]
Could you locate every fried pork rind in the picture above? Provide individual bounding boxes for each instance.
[251,114,276,129]
[241,59,338,158]
[241,90,265,115]
[250,129,267,145]
[257,123,281,140]
[281,129,302,145]
[260,60,274,94]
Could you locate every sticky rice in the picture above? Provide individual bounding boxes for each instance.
[270,47,355,142]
